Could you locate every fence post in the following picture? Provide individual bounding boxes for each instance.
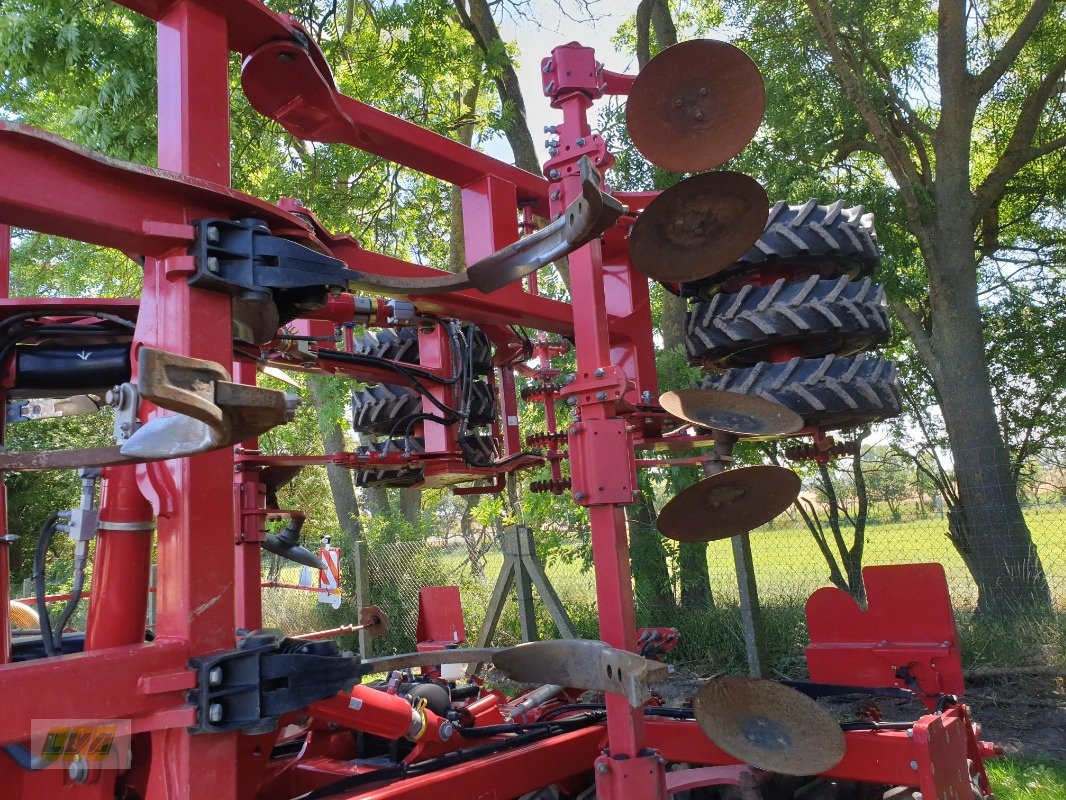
[703,432,766,678]
[353,536,369,658]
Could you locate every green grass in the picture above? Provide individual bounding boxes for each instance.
[987,757,1066,800]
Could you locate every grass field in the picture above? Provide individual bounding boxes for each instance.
[268,504,1066,670]
[987,757,1066,799]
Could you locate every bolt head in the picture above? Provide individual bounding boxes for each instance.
[68,755,89,784]
[438,721,454,741]
[594,368,605,378]
[206,226,220,243]
[567,397,577,406]
[208,703,224,724]
[596,391,608,401]
[595,762,609,774]
[548,169,561,180]
[576,137,586,146]
[910,760,919,770]
[208,666,224,687]
[574,491,587,501]
[206,256,220,273]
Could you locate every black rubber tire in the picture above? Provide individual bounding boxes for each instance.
[352,434,497,487]
[350,384,424,437]
[683,199,879,299]
[353,437,424,488]
[686,276,890,367]
[701,354,902,431]
[351,327,420,363]
[465,325,493,376]
[350,324,491,375]
[466,379,497,428]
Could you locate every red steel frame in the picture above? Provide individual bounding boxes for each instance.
[0,2,997,799]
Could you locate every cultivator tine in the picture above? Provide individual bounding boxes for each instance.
[626,39,766,174]
[656,465,800,542]
[0,348,293,470]
[122,348,293,459]
[659,388,803,438]
[463,157,624,293]
[692,676,846,775]
[361,639,669,707]
[492,640,670,708]
[629,171,768,283]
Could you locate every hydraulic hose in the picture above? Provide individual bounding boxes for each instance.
[32,512,63,657]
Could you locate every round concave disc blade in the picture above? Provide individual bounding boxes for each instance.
[693,676,846,775]
[660,388,803,437]
[656,465,800,542]
[626,39,766,173]
[629,172,768,283]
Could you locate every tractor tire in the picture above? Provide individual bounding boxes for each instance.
[465,325,493,376]
[684,199,879,300]
[350,384,424,437]
[685,276,890,367]
[351,327,419,363]
[701,354,901,431]
[466,379,497,428]
[353,437,424,488]
[350,324,491,375]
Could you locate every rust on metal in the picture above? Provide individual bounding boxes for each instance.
[659,388,803,437]
[692,676,846,775]
[629,172,768,283]
[626,39,766,173]
[656,464,800,542]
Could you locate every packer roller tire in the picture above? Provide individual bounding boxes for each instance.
[353,435,498,488]
[351,327,419,362]
[684,199,879,300]
[701,354,902,432]
[351,324,492,375]
[466,379,497,428]
[350,384,423,437]
[686,275,890,367]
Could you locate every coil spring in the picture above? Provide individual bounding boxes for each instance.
[785,440,860,461]
[520,382,562,401]
[525,430,568,448]
[529,478,571,494]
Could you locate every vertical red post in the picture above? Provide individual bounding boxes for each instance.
[0,223,10,298]
[233,359,264,631]
[137,2,241,795]
[85,466,154,650]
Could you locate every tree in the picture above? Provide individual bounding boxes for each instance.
[719,0,1063,612]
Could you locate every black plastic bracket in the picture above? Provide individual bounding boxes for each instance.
[187,633,362,734]
[189,218,356,344]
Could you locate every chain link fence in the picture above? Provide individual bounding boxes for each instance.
[354,495,1066,675]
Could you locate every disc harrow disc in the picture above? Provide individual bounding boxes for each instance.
[656,465,800,542]
[630,172,768,283]
[693,676,846,775]
[626,39,766,173]
[660,388,803,437]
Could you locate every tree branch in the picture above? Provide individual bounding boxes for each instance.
[891,299,942,381]
[973,53,1066,224]
[972,0,1053,98]
[804,1,935,252]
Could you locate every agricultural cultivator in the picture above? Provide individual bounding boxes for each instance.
[0,2,997,799]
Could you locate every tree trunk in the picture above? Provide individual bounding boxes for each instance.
[626,476,676,619]
[678,542,713,611]
[308,378,362,543]
[398,489,422,529]
[926,159,1051,612]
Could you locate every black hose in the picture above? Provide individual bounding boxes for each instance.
[50,558,87,653]
[32,513,62,657]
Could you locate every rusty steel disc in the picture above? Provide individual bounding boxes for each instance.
[359,605,389,638]
[660,388,803,437]
[693,677,845,775]
[629,172,768,283]
[656,465,800,542]
[626,39,766,173]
